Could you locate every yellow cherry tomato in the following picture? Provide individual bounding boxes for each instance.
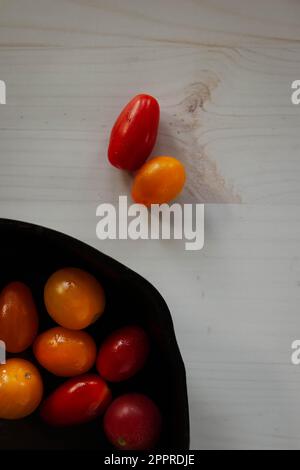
[44,268,106,330]
[0,358,43,419]
[131,156,186,206]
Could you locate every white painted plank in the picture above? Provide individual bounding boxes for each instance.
[0,37,299,202]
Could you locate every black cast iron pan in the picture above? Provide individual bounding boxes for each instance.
[0,219,189,450]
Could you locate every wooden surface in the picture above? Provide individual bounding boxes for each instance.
[0,0,300,450]
[0,0,300,203]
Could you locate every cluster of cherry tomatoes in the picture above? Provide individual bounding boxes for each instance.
[108,94,186,206]
[0,268,162,450]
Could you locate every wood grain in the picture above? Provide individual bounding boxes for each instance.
[0,0,299,203]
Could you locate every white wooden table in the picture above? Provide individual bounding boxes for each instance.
[0,0,300,450]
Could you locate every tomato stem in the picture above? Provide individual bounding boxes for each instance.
[117,437,127,447]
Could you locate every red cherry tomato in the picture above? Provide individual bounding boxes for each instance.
[40,374,111,427]
[108,94,160,171]
[104,393,162,450]
[96,326,149,382]
[0,282,39,353]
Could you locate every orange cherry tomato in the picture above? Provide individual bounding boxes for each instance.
[44,268,106,330]
[131,156,186,206]
[33,327,97,377]
[0,358,43,419]
[0,282,39,353]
